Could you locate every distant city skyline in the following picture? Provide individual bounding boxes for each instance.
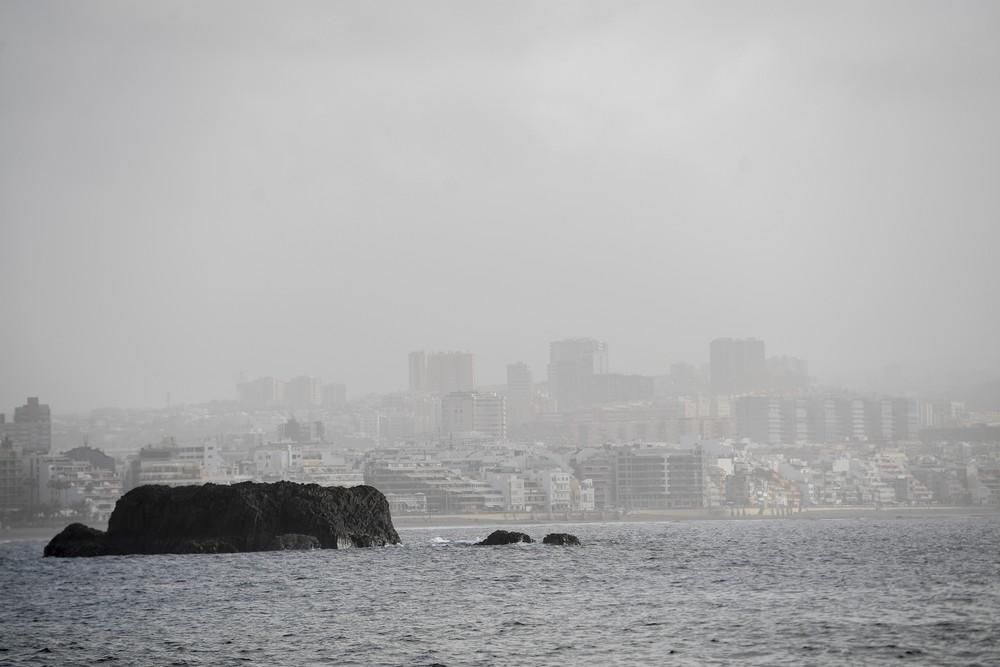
[5,333,997,415]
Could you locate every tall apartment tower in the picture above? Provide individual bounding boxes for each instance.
[709,338,767,396]
[237,377,282,409]
[408,350,427,393]
[321,383,347,411]
[506,362,534,428]
[441,391,506,440]
[473,393,507,441]
[548,338,608,411]
[0,435,22,512]
[284,376,321,409]
[0,397,51,455]
[425,352,475,394]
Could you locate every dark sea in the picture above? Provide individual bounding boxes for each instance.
[1,515,999,666]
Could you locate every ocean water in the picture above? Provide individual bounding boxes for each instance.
[1,515,998,666]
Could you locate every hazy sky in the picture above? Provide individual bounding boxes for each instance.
[2,1,999,412]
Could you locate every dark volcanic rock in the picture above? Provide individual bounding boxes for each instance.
[542,533,581,546]
[477,529,533,545]
[44,482,399,557]
[44,523,109,557]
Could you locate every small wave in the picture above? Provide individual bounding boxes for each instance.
[429,536,479,545]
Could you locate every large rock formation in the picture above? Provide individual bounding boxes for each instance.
[44,482,399,557]
[542,532,581,546]
[477,529,533,545]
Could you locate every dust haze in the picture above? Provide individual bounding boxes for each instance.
[2,1,999,411]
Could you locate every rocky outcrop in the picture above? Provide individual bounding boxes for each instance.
[542,533,581,546]
[44,482,399,557]
[477,530,533,545]
[44,522,109,557]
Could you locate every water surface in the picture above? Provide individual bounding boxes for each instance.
[2,516,998,666]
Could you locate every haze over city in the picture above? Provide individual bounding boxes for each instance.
[3,4,1000,667]
[2,1,999,412]
[0,2,1000,410]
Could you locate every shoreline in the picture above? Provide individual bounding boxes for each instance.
[3,506,996,541]
[392,505,999,529]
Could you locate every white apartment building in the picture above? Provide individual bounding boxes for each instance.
[527,469,571,511]
[485,472,526,511]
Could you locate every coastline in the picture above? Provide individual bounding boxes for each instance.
[4,506,996,541]
[393,505,1000,529]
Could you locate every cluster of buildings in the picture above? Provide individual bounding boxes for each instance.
[1,398,122,522]
[237,375,346,411]
[2,336,998,526]
[731,394,966,445]
[726,438,1000,510]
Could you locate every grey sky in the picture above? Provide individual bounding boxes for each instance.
[2,1,999,412]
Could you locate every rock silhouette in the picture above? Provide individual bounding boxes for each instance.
[477,530,534,545]
[542,533,581,545]
[44,481,399,557]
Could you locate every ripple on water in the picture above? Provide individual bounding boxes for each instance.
[1,516,998,666]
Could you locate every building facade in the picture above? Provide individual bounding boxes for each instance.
[710,338,767,396]
[548,338,608,411]
[0,397,52,455]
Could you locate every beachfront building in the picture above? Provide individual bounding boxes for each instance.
[526,469,572,512]
[612,444,706,510]
[365,458,504,513]
[485,472,526,512]
[0,436,24,516]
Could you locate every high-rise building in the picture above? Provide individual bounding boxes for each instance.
[473,393,506,441]
[0,397,51,455]
[284,376,321,409]
[548,338,608,411]
[734,395,782,444]
[891,397,921,442]
[736,394,922,445]
[441,392,476,435]
[408,350,427,393]
[441,391,506,440]
[423,352,475,394]
[805,396,845,443]
[237,377,282,409]
[506,362,534,428]
[321,383,347,411]
[0,436,23,512]
[709,338,767,395]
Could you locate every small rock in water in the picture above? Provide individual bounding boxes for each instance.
[477,530,533,545]
[542,533,581,546]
